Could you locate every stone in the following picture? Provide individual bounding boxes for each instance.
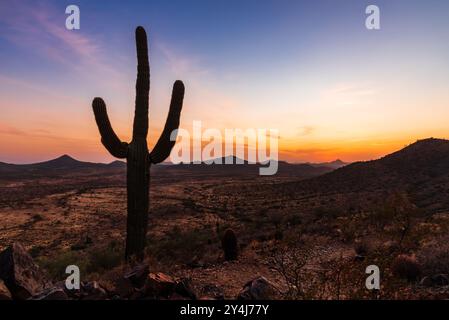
[420,274,449,287]
[81,281,108,300]
[113,264,149,299]
[201,284,224,300]
[0,243,50,300]
[31,287,68,300]
[237,276,279,300]
[0,279,12,300]
[144,272,176,297]
[124,264,149,288]
[174,278,197,299]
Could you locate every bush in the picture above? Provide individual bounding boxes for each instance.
[147,225,216,263]
[354,241,369,257]
[37,251,89,280]
[37,241,123,280]
[418,240,449,276]
[87,241,123,273]
[391,254,422,281]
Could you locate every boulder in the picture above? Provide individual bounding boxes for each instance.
[144,272,176,297]
[0,279,12,300]
[237,276,278,300]
[113,264,149,299]
[201,284,224,300]
[174,278,197,300]
[420,274,449,287]
[0,243,50,299]
[80,281,108,300]
[124,264,149,288]
[30,287,68,300]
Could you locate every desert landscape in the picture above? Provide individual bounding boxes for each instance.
[1,1,449,305]
[2,138,449,300]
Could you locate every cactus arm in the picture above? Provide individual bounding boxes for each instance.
[149,80,185,164]
[92,97,128,158]
[132,26,150,140]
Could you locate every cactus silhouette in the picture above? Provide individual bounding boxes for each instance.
[91,26,185,260]
[221,229,238,261]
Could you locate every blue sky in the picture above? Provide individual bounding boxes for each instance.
[1,0,449,163]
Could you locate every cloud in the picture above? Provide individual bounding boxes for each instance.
[328,84,377,97]
[322,83,378,106]
[297,125,315,136]
[157,42,210,77]
[0,2,126,90]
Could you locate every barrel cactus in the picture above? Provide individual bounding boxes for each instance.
[222,229,238,261]
[92,26,185,260]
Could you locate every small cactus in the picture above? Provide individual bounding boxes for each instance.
[91,26,185,260]
[221,229,238,261]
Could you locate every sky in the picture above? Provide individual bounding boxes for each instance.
[0,0,449,164]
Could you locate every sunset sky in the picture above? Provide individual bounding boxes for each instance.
[1,0,449,164]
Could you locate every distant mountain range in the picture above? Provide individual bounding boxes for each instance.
[0,155,125,178]
[305,159,348,169]
[0,154,343,179]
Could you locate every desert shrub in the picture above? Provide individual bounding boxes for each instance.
[37,241,123,280]
[29,245,44,258]
[284,214,302,226]
[418,239,449,276]
[340,221,359,243]
[269,245,313,299]
[32,214,43,222]
[391,254,422,281]
[354,240,369,256]
[313,207,343,220]
[87,241,123,273]
[274,228,284,241]
[147,225,216,263]
[37,251,89,280]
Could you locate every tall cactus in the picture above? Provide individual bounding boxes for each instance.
[91,26,185,260]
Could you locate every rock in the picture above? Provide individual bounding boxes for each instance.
[0,243,50,300]
[114,277,136,299]
[124,264,149,288]
[168,292,190,300]
[30,287,68,300]
[81,281,108,300]
[0,279,12,300]
[354,255,365,262]
[237,276,279,300]
[174,278,197,299]
[113,264,149,299]
[201,284,224,300]
[144,272,176,298]
[420,274,449,287]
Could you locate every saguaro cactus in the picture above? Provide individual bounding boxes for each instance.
[91,26,185,260]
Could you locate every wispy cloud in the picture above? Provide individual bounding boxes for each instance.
[321,83,378,107]
[297,125,316,137]
[0,1,126,90]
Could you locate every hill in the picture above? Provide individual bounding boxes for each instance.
[0,155,125,178]
[282,138,449,214]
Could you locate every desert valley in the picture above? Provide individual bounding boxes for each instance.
[1,138,449,300]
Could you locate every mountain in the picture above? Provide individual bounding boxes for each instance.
[0,155,125,178]
[0,154,334,180]
[283,138,449,213]
[306,159,348,169]
[150,156,334,178]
